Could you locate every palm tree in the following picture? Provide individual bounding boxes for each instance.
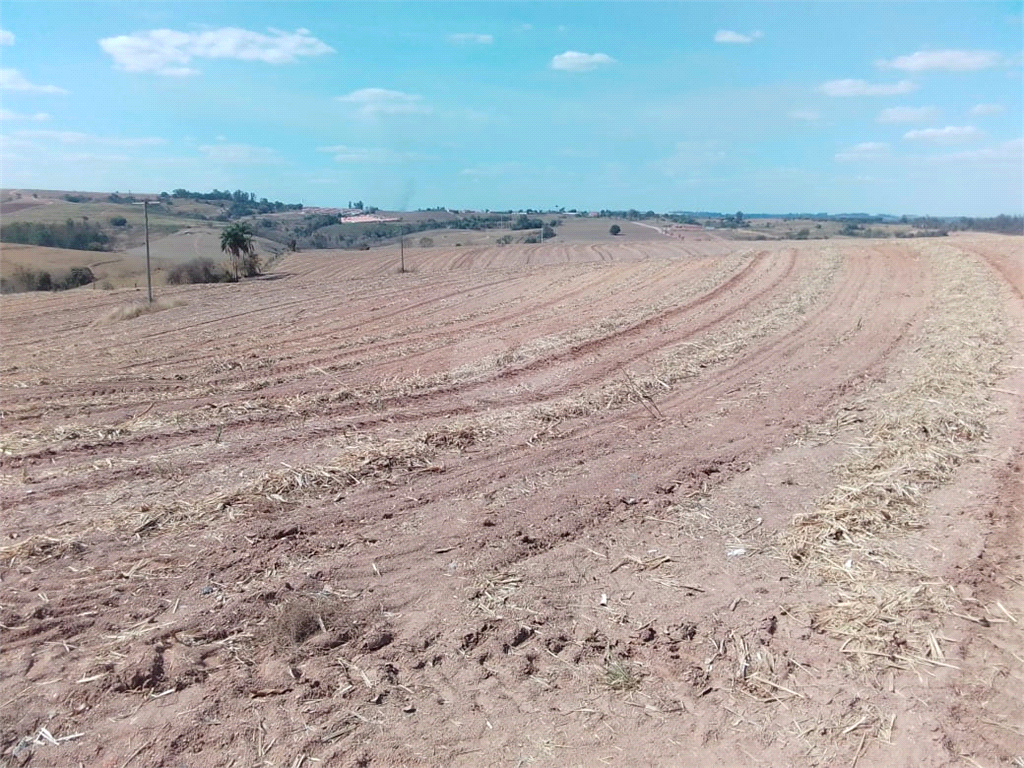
[220,222,258,280]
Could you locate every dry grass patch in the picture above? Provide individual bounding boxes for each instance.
[0,533,87,566]
[776,243,1011,666]
[603,655,642,691]
[470,573,524,618]
[94,297,186,325]
[271,595,352,648]
[534,249,844,427]
[124,436,443,537]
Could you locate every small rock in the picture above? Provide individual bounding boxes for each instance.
[507,625,532,648]
[362,630,394,652]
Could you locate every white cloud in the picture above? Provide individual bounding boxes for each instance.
[714,30,763,44]
[550,51,615,71]
[876,106,938,123]
[0,109,50,121]
[335,88,429,118]
[108,136,167,148]
[928,137,1023,164]
[903,126,983,143]
[317,145,408,163]
[98,27,334,76]
[878,49,999,72]
[10,129,87,144]
[788,110,819,121]
[449,33,493,44]
[459,161,524,178]
[0,29,14,45]
[970,103,1004,115]
[198,142,279,163]
[836,142,889,161]
[820,78,916,96]
[9,129,165,147]
[0,68,67,93]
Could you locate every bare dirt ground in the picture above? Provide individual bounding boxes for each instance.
[1,234,1021,768]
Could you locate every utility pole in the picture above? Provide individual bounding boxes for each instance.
[133,200,153,303]
[400,236,405,273]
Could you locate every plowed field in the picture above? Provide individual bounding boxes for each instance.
[2,235,1021,767]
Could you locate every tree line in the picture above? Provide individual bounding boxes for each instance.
[0,219,110,250]
[168,189,304,218]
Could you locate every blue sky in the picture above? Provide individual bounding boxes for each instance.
[0,2,1021,215]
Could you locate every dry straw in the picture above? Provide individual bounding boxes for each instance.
[776,243,1011,666]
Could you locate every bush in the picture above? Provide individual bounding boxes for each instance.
[609,224,621,236]
[166,258,233,285]
[2,265,97,292]
[3,266,53,292]
[0,220,110,251]
[60,266,95,289]
[496,234,513,246]
[418,236,434,247]
[109,216,128,227]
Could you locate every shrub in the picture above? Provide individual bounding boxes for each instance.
[0,220,110,251]
[109,216,128,227]
[418,236,434,247]
[6,266,53,292]
[609,224,621,235]
[60,266,95,289]
[166,258,233,285]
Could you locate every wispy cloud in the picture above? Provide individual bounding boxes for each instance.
[878,49,999,72]
[836,142,889,161]
[714,30,763,44]
[317,145,411,163]
[877,106,938,123]
[198,142,279,163]
[788,110,819,121]
[449,33,493,44]
[924,137,1022,164]
[10,129,87,144]
[0,68,67,93]
[98,27,334,76]
[0,109,50,122]
[460,161,524,178]
[820,78,916,96]
[7,129,164,147]
[335,88,429,118]
[0,29,14,46]
[903,126,983,143]
[970,103,1004,115]
[550,51,615,71]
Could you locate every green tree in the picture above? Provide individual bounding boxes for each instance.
[220,222,259,279]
